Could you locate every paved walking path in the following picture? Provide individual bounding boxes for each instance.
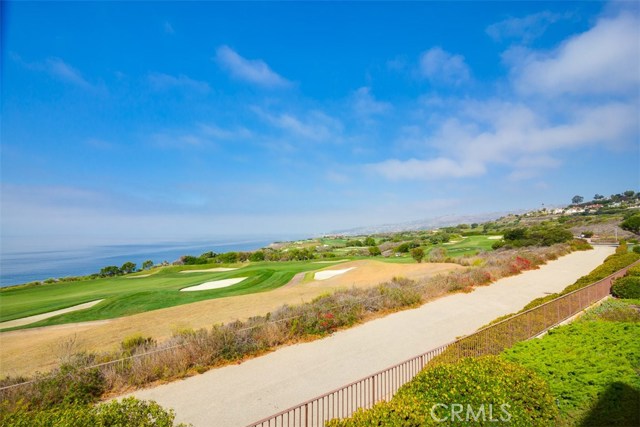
[129,246,614,427]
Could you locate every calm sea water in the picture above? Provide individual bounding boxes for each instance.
[0,238,280,288]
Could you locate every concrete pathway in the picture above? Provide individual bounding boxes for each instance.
[129,246,613,427]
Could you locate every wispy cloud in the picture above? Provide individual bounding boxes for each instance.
[253,107,343,142]
[486,11,566,43]
[419,47,471,85]
[351,87,391,118]
[12,54,102,92]
[510,12,640,96]
[45,57,94,89]
[215,45,291,88]
[369,10,638,182]
[148,72,210,93]
[199,124,252,140]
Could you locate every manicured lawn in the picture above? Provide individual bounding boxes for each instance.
[0,260,340,330]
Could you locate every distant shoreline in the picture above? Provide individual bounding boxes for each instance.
[0,238,281,288]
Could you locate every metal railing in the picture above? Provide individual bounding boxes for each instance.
[247,260,639,427]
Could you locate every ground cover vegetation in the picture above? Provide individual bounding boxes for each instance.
[326,285,640,427]
[326,356,559,427]
[503,298,640,426]
[0,243,574,419]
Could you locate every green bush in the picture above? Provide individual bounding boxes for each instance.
[611,277,640,299]
[0,397,189,427]
[121,334,156,355]
[626,264,640,277]
[327,357,558,427]
[579,298,640,323]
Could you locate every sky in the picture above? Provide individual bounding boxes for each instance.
[1,1,639,251]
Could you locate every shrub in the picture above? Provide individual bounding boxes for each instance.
[326,357,558,427]
[626,265,640,277]
[121,334,156,355]
[579,298,640,323]
[611,277,640,299]
[616,241,628,254]
[569,238,592,251]
[0,397,189,427]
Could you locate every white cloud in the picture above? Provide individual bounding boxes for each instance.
[370,158,485,181]
[44,57,98,90]
[486,11,565,43]
[419,47,471,85]
[148,72,210,93]
[352,87,391,117]
[369,97,636,181]
[253,107,343,142]
[215,45,291,88]
[199,124,252,140]
[512,12,640,96]
[370,10,639,182]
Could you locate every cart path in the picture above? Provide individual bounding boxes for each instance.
[129,246,614,427]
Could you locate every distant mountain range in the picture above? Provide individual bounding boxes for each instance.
[329,210,524,236]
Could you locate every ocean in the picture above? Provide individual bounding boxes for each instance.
[0,238,280,288]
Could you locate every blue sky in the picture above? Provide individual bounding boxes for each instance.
[2,1,639,250]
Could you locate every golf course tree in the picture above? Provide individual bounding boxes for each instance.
[571,195,584,205]
[142,260,154,270]
[120,262,137,274]
[99,265,121,277]
[364,236,376,246]
[411,247,425,263]
[593,193,605,201]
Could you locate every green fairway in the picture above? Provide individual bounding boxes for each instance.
[440,235,498,256]
[0,260,344,330]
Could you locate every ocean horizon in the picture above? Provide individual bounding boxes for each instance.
[0,237,289,288]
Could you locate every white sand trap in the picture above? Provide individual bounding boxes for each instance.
[180,277,247,292]
[180,268,239,274]
[314,268,356,281]
[127,274,152,278]
[487,236,503,240]
[0,300,104,329]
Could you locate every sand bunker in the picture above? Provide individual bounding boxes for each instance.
[0,300,104,329]
[180,268,239,274]
[487,236,503,240]
[180,278,247,292]
[315,268,356,280]
[127,274,152,278]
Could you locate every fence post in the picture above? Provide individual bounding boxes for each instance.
[372,375,376,406]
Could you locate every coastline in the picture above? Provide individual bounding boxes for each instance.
[0,238,279,288]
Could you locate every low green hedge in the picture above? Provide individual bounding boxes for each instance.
[326,357,558,427]
[611,277,640,299]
